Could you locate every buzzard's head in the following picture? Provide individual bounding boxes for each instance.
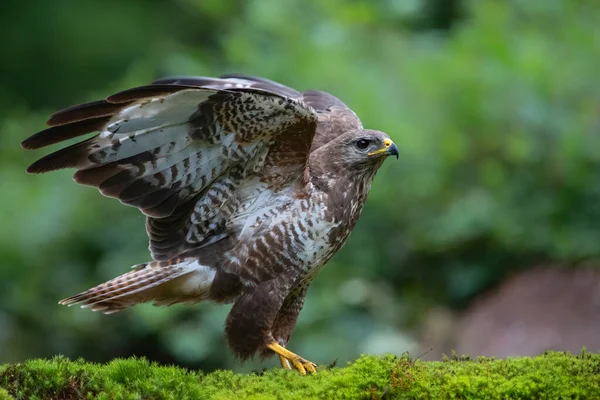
[345,129,398,161]
[334,129,398,171]
[309,129,397,190]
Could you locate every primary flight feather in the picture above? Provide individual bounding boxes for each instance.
[22,74,398,375]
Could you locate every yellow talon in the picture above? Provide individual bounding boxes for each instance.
[279,355,292,370]
[267,342,318,375]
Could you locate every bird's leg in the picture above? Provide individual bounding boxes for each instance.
[278,354,292,370]
[224,273,316,374]
[274,338,292,370]
[266,342,317,375]
[268,285,315,374]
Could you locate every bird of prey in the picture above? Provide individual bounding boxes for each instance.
[21,74,398,375]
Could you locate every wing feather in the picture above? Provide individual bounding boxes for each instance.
[22,116,112,150]
[153,74,302,99]
[105,84,201,103]
[46,100,134,127]
[23,76,318,261]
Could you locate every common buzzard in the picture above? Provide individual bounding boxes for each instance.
[22,74,398,375]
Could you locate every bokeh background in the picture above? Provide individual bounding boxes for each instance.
[1,0,600,372]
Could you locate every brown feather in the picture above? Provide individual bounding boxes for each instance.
[98,169,138,198]
[129,188,177,210]
[218,74,302,98]
[47,100,131,127]
[145,196,200,260]
[141,191,181,218]
[106,84,200,103]
[301,90,362,151]
[153,74,303,99]
[119,180,168,202]
[26,138,98,173]
[73,163,125,187]
[21,116,111,150]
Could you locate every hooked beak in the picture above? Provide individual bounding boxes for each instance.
[368,138,399,159]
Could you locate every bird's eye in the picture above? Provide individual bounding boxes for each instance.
[355,139,370,150]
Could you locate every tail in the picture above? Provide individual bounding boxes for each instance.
[59,258,215,314]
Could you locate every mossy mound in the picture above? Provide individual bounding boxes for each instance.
[1,351,599,399]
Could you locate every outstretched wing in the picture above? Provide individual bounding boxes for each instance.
[22,77,318,261]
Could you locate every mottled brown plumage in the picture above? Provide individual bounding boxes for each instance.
[22,74,398,374]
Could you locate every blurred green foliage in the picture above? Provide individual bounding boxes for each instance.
[0,0,599,372]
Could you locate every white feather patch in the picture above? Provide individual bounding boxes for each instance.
[175,259,217,297]
[100,90,213,139]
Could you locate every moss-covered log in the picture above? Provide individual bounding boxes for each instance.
[1,351,599,399]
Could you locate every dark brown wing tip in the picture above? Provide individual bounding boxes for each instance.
[22,102,122,150]
[25,164,42,174]
[25,157,62,174]
[21,133,51,150]
[46,100,130,127]
[21,138,37,150]
[24,138,94,174]
[21,116,111,151]
[25,158,72,174]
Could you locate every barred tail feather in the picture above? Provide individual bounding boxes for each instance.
[59,258,215,314]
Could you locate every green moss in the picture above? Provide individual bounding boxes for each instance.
[1,351,599,399]
[0,387,14,400]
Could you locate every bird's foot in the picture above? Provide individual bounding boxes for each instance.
[267,342,317,375]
